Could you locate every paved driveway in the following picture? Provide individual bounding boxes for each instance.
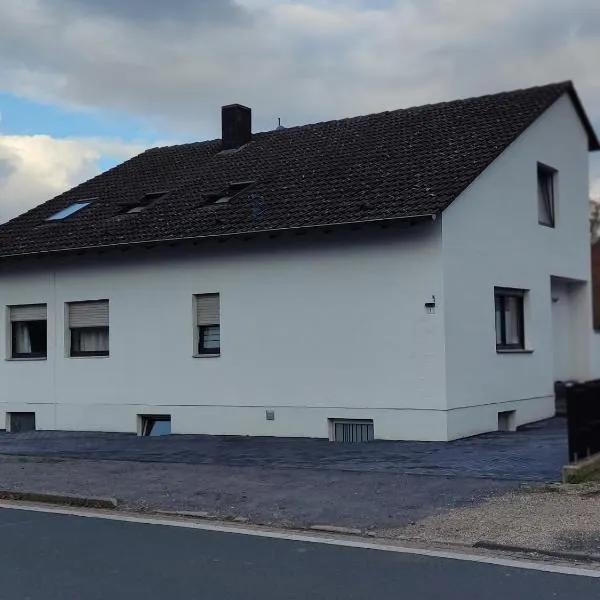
[0,417,567,481]
[0,418,567,529]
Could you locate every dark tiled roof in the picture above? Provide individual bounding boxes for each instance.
[0,81,596,259]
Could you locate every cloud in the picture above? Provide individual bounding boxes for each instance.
[0,0,598,135]
[56,0,247,24]
[0,134,146,223]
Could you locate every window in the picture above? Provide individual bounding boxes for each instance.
[9,304,47,359]
[537,163,556,227]
[329,419,374,443]
[121,191,169,214]
[202,181,255,207]
[494,288,526,351]
[46,201,91,221]
[139,415,171,437]
[195,293,220,355]
[6,412,36,433]
[67,300,109,357]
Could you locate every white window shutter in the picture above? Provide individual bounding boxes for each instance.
[10,304,47,321]
[69,300,109,328]
[196,294,220,326]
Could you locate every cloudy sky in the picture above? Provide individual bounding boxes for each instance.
[0,0,599,223]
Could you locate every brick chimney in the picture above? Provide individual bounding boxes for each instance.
[221,104,252,150]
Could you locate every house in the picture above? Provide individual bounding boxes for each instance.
[0,81,598,441]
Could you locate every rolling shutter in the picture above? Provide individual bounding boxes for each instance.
[10,304,47,321]
[195,294,220,326]
[68,300,109,328]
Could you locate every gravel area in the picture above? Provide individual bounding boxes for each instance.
[386,484,600,556]
[0,456,514,530]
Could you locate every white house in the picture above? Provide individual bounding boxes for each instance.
[0,81,598,441]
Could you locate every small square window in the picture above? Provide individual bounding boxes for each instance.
[194,294,220,356]
[8,304,48,359]
[494,288,526,351]
[537,163,556,227]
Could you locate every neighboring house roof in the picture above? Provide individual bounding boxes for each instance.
[0,80,597,260]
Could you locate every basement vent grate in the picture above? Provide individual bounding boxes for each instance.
[330,419,374,443]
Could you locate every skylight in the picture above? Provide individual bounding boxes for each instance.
[202,181,255,207]
[46,202,91,221]
[121,191,169,214]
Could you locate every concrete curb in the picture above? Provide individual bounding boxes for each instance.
[310,525,362,535]
[155,510,218,520]
[0,490,117,509]
[473,540,600,564]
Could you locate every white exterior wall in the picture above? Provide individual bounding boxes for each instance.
[0,225,447,440]
[441,94,593,440]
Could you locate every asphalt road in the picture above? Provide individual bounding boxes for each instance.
[0,507,597,600]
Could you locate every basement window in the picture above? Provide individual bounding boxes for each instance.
[6,412,36,433]
[498,410,517,432]
[139,415,171,436]
[46,201,91,221]
[329,419,374,442]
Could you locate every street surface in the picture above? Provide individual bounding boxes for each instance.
[0,507,597,599]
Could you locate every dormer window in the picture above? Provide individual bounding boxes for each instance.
[46,201,92,221]
[537,163,557,228]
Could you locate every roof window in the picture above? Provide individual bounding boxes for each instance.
[202,181,255,207]
[46,201,91,221]
[121,191,169,214]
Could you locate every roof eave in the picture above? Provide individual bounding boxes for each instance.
[0,213,438,262]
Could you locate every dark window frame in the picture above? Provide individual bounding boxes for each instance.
[197,324,220,355]
[537,163,557,228]
[11,320,48,359]
[70,326,110,357]
[495,288,526,351]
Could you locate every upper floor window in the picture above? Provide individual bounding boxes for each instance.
[494,288,526,351]
[537,163,557,228]
[194,293,220,356]
[8,304,47,359]
[67,300,109,357]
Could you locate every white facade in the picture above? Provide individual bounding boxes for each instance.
[441,94,595,439]
[0,93,595,440]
